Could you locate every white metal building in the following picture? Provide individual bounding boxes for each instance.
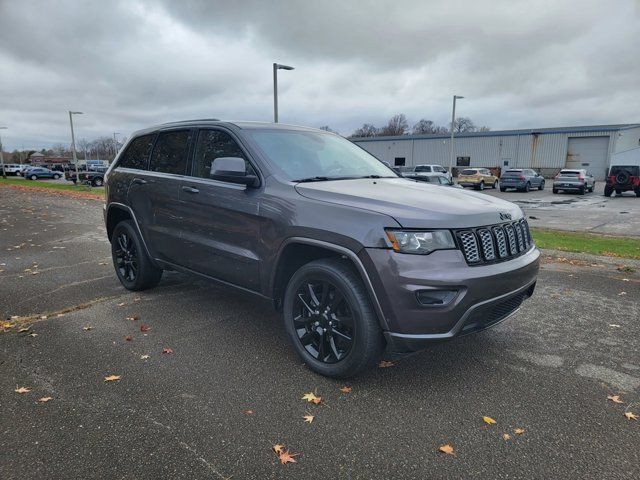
[352,124,640,180]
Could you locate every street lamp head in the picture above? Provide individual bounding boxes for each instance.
[70,111,83,115]
[0,126,7,130]
[275,63,294,70]
[454,95,464,99]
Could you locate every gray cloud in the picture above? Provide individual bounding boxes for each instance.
[0,0,639,150]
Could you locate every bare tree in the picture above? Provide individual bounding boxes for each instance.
[351,123,378,138]
[451,117,476,133]
[412,119,448,135]
[319,125,337,133]
[379,114,409,136]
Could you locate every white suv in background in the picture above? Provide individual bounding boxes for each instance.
[412,164,452,181]
[2,164,25,176]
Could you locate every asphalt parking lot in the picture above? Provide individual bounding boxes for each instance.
[1,187,639,479]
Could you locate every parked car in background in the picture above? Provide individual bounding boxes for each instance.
[77,166,108,186]
[24,167,62,180]
[500,169,545,192]
[457,168,499,190]
[604,163,640,197]
[412,164,452,181]
[553,169,595,195]
[406,173,463,188]
[104,120,539,378]
[1,164,25,176]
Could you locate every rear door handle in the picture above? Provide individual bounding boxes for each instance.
[182,186,200,194]
[133,178,147,185]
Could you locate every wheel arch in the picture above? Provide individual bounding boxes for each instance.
[271,238,389,331]
[105,203,156,266]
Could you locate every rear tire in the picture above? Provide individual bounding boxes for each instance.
[30,175,37,180]
[552,188,558,194]
[579,186,585,195]
[524,182,531,192]
[283,258,384,378]
[111,220,162,291]
[635,187,640,198]
[93,178,103,187]
[493,180,498,189]
[500,187,506,192]
[478,181,485,191]
[538,180,545,190]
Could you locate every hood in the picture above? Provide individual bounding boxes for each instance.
[295,178,523,228]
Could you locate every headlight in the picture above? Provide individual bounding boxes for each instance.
[386,230,456,255]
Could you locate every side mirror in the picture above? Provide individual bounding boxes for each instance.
[210,157,259,187]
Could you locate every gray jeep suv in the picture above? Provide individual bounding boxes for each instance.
[104,120,539,378]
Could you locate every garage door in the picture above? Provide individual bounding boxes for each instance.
[566,137,609,180]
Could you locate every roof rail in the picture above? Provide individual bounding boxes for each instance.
[160,118,221,125]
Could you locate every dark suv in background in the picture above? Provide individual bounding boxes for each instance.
[104,120,539,378]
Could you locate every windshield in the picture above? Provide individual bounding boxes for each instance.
[246,130,398,181]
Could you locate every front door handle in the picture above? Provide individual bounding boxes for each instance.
[182,186,200,194]
[133,178,147,185]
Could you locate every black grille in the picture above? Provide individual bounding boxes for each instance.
[460,291,528,334]
[455,219,533,265]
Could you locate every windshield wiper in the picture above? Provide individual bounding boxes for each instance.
[293,176,331,183]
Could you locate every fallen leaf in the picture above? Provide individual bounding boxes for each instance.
[439,444,455,456]
[40,315,46,319]
[483,416,497,425]
[378,360,395,368]
[618,291,627,296]
[607,395,624,404]
[104,375,121,382]
[514,428,525,435]
[140,324,151,332]
[38,397,53,403]
[140,354,150,360]
[15,387,31,394]
[278,450,298,465]
[272,444,285,455]
[98,262,107,265]
[124,335,132,342]
[340,386,352,393]
[82,326,92,331]
[126,315,140,321]
[624,412,638,420]
[162,347,173,354]
[502,433,511,440]
[242,409,255,415]
[303,415,314,424]
[18,327,30,333]
[622,278,630,282]
[302,392,321,404]
[117,302,126,307]
[29,333,38,337]
[609,324,621,328]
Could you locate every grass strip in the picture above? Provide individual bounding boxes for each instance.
[531,228,640,260]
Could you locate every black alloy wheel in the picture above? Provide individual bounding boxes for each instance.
[283,258,384,378]
[292,279,355,363]
[114,231,138,283]
[111,219,162,291]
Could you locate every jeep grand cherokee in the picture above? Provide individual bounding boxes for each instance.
[104,120,539,378]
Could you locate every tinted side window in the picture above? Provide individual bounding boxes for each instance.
[119,134,154,170]
[149,130,191,175]
[192,130,254,179]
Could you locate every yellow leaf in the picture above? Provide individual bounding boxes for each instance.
[624,411,638,420]
[340,386,352,393]
[607,395,623,404]
[378,360,395,368]
[514,428,525,435]
[278,450,298,465]
[483,416,497,425]
[502,433,511,440]
[104,375,121,382]
[82,326,92,331]
[272,444,285,455]
[38,397,53,403]
[438,444,455,455]
[302,392,321,404]
[15,386,30,394]
[18,327,30,333]
[303,415,314,424]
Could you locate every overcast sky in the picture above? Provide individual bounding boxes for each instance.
[1,0,639,150]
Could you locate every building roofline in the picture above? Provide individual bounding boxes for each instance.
[351,123,640,142]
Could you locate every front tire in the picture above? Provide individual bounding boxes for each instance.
[478,181,485,191]
[524,182,531,192]
[93,177,103,187]
[111,220,162,291]
[53,174,60,180]
[283,258,384,378]
[30,175,37,180]
[538,180,545,190]
[493,180,498,189]
[604,185,613,197]
[500,187,506,192]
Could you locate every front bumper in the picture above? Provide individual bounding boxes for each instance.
[359,246,540,354]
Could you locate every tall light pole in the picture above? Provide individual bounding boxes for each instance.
[448,95,464,175]
[0,126,7,179]
[112,132,121,162]
[273,63,294,123]
[69,111,83,184]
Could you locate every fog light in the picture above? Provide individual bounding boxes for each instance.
[416,289,457,306]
